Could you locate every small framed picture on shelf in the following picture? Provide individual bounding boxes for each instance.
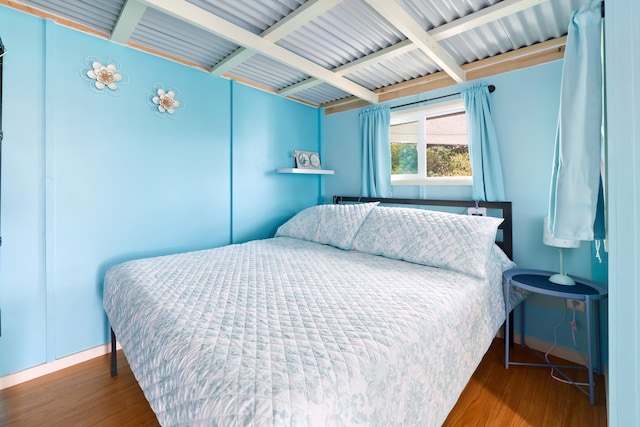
[294,150,321,169]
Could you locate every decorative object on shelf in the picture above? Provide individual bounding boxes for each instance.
[82,58,127,94]
[294,150,321,169]
[543,216,581,285]
[151,84,181,115]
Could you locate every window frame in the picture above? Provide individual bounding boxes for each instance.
[390,98,472,186]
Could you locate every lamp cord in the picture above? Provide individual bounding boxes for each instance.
[544,301,590,387]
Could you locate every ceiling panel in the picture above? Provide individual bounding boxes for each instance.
[229,53,310,91]
[397,0,499,30]
[130,7,239,68]
[16,0,125,34]
[278,0,405,69]
[346,49,440,90]
[6,0,593,108]
[292,82,352,105]
[186,0,306,34]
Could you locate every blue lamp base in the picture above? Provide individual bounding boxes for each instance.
[549,273,576,286]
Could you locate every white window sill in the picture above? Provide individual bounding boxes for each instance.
[391,176,473,186]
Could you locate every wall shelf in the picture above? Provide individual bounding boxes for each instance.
[276,168,334,175]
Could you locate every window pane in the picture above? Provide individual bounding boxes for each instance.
[391,143,418,174]
[425,112,467,146]
[391,121,418,143]
[426,145,471,177]
[391,122,419,174]
[425,112,471,177]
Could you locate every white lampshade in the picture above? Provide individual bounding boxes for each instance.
[543,216,581,249]
[543,216,580,285]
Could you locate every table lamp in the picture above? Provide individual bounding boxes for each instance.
[543,216,581,285]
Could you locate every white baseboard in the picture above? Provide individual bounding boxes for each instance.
[0,342,121,390]
[496,331,588,366]
[514,334,588,366]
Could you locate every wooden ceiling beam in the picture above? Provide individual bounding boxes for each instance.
[145,0,378,104]
[324,36,567,114]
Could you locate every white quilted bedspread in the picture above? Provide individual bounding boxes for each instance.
[103,237,509,427]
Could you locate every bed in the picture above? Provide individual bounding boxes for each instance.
[104,197,517,426]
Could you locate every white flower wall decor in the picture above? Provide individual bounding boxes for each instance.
[81,57,127,95]
[151,85,181,115]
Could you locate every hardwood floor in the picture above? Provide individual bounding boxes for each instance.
[0,339,607,426]
[442,340,607,427]
[0,351,158,427]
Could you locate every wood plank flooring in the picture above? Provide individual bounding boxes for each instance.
[0,339,607,426]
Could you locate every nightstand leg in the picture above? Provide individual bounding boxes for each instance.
[505,319,510,369]
[585,298,595,405]
[505,281,511,369]
[520,301,526,348]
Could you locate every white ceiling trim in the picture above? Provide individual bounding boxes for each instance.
[333,39,416,76]
[106,0,553,103]
[211,0,344,75]
[278,39,416,96]
[429,0,549,41]
[211,47,257,76]
[277,77,328,97]
[143,0,378,104]
[262,0,344,40]
[111,0,148,44]
[280,0,547,97]
[363,0,466,83]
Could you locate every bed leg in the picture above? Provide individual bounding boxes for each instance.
[110,328,118,377]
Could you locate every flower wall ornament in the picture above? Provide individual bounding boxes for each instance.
[88,61,122,90]
[81,57,128,95]
[149,84,182,116]
[153,88,180,114]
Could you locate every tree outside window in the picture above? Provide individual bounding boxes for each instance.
[390,99,472,186]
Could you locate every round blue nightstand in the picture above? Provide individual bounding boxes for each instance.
[503,268,608,405]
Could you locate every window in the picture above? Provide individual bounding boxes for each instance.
[390,98,472,186]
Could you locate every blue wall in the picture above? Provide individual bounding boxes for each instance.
[0,7,321,376]
[232,84,323,243]
[324,61,602,357]
[0,10,48,377]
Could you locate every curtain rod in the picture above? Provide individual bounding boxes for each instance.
[390,84,495,110]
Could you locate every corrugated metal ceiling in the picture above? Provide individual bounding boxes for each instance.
[5,0,592,109]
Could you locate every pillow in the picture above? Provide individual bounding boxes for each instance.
[275,202,379,249]
[351,206,503,278]
[274,205,321,242]
[315,202,379,249]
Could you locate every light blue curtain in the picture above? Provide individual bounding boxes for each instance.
[360,105,392,197]
[548,0,603,241]
[461,83,505,201]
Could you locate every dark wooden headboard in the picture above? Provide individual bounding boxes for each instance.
[333,196,513,260]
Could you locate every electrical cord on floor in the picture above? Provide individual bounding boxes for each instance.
[570,307,590,367]
[544,301,590,387]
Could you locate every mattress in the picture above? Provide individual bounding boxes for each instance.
[104,236,513,426]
